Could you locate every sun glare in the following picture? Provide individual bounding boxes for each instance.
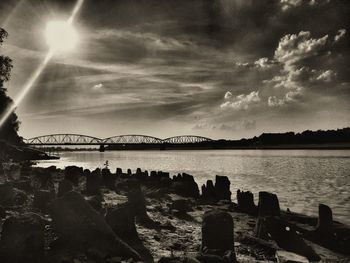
[45,20,78,52]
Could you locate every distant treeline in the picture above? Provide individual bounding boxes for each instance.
[106,128,350,150]
[214,127,350,149]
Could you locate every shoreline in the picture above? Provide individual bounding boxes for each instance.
[0,163,349,262]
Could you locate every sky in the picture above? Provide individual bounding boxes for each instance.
[0,0,349,140]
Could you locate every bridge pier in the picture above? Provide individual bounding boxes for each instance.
[99,144,105,152]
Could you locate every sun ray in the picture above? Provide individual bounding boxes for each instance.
[0,0,84,128]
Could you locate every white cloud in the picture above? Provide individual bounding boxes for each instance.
[224,91,233,100]
[268,96,285,107]
[267,87,302,107]
[280,0,302,10]
[92,83,104,90]
[274,31,328,68]
[316,70,336,82]
[254,57,273,68]
[280,0,330,10]
[334,29,346,42]
[221,91,260,110]
[192,120,257,131]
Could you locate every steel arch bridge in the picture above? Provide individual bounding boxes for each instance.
[24,134,213,145]
[103,135,163,144]
[24,134,103,145]
[163,135,212,144]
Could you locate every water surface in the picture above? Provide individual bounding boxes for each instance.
[35,149,350,225]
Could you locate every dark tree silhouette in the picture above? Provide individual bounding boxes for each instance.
[0,28,22,145]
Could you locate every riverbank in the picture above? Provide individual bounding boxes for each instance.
[0,140,59,161]
[0,163,349,262]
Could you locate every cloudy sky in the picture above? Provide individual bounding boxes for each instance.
[0,0,349,139]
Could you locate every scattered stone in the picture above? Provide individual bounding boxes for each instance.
[57,179,73,197]
[86,168,101,196]
[0,183,16,206]
[276,250,309,263]
[214,175,231,201]
[306,204,350,255]
[116,168,123,176]
[127,181,148,219]
[105,203,138,240]
[0,205,6,218]
[169,199,192,214]
[201,209,235,258]
[33,189,55,212]
[85,195,104,212]
[64,166,83,186]
[201,180,216,203]
[201,176,232,203]
[237,189,257,216]
[102,168,116,190]
[315,203,332,235]
[0,213,45,263]
[258,191,280,217]
[0,183,27,206]
[49,191,140,260]
[255,216,320,261]
[105,202,153,262]
[171,173,199,198]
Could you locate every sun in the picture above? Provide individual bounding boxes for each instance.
[45,20,79,53]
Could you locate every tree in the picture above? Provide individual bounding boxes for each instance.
[0,28,22,145]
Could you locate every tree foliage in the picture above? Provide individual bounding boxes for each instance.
[0,28,22,145]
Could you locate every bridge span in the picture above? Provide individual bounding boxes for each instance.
[24,134,213,146]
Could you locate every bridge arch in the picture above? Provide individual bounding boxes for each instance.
[25,134,103,145]
[103,135,163,144]
[163,135,213,144]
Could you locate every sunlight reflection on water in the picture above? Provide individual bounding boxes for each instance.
[35,149,350,225]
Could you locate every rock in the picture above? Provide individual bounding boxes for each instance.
[315,204,332,234]
[237,189,257,216]
[64,166,83,186]
[159,257,201,263]
[169,199,192,214]
[306,204,349,255]
[57,179,73,197]
[85,195,104,212]
[201,180,216,203]
[201,210,235,258]
[102,168,115,190]
[255,216,320,261]
[214,175,231,201]
[105,203,138,240]
[116,168,123,176]
[49,191,140,260]
[0,183,27,206]
[0,213,45,263]
[33,168,53,189]
[0,205,6,218]
[258,191,280,217]
[201,176,232,203]
[0,183,16,206]
[127,169,132,175]
[12,179,33,193]
[127,181,148,219]
[105,202,153,262]
[275,250,309,263]
[86,169,101,196]
[33,189,55,212]
[196,254,226,263]
[171,173,199,198]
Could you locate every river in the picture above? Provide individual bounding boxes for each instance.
[35,149,350,225]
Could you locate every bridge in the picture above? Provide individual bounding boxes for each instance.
[24,134,213,146]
